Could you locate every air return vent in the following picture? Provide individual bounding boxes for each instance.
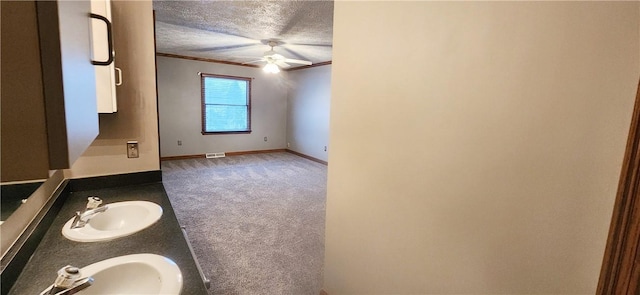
[206,152,225,159]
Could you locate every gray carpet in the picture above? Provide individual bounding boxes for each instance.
[161,152,327,295]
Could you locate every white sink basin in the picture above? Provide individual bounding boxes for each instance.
[57,253,182,294]
[62,201,162,242]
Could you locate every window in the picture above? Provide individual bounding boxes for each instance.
[201,73,251,134]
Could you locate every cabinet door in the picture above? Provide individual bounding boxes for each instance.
[0,1,50,182]
[91,0,118,113]
[36,0,99,169]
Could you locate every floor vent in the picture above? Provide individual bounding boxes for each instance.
[206,152,226,159]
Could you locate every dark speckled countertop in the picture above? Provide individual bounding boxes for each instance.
[9,182,208,295]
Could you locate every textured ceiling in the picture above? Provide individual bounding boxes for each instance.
[153,1,334,67]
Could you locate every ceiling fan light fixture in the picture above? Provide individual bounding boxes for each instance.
[263,62,280,74]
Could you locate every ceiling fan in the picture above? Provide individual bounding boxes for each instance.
[245,40,313,73]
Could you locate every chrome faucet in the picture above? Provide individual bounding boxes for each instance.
[70,197,108,229]
[39,265,93,295]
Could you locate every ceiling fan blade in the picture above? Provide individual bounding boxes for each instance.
[190,43,260,52]
[241,59,265,65]
[280,47,309,61]
[275,60,291,68]
[287,43,333,48]
[283,58,312,66]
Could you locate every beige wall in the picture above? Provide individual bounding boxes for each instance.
[156,56,289,157]
[325,2,639,294]
[286,65,332,162]
[65,0,159,179]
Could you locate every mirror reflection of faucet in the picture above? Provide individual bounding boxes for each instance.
[39,265,93,295]
[70,197,109,229]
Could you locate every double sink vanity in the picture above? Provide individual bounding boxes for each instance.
[5,174,209,295]
[1,1,208,293]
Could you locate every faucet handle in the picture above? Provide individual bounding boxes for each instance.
[40,266,84,295]
[86,197,102,210]
[54,266,81,288]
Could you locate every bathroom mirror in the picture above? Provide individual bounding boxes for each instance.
[0,170,66,261]
[0,181,46,223]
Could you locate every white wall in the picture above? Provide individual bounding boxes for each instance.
[66,0,159,179]
[325,1,639,294]
[156,56,289,157]
[287,66,332,162]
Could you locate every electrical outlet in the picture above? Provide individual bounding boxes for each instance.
[324,146,327,152]
[287,142,290,148]
[264,136,268,142]
[177,140,182,146]
[127,141,139,158]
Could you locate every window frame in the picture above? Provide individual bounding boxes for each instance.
[200,73,252,134]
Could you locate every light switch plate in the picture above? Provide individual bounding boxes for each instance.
[127,141,139,158]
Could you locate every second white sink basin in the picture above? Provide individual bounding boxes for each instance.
[43,253,182,295]
[62,201,162,242]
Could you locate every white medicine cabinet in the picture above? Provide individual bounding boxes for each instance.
[91,0,121,113]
